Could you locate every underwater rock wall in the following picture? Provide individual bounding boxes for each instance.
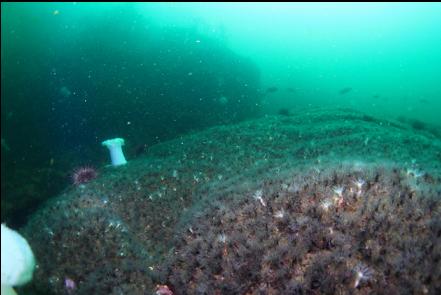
[22,108,441,294]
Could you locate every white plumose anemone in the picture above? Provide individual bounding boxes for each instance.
[1,224,35,295]
[102,138,128,166]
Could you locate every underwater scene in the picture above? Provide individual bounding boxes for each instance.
[1,2,441,295]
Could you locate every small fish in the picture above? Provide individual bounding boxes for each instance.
[278,108,291,116]
[286,87,295,93]
[266,87,278,93]
[135,144,148,156]
[419,99,429,104]
[218,96,228,105]
[339,87,352,95]
[372,94,380,99]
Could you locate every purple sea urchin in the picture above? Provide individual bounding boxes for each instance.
[71,167,97,185]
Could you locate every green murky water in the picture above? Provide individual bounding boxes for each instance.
[1,3,441,294]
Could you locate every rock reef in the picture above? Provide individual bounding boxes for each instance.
[22,108,441,294]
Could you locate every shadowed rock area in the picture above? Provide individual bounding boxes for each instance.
[21,108,441,294]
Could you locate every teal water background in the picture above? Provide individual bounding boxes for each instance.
[138,2,441,122]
